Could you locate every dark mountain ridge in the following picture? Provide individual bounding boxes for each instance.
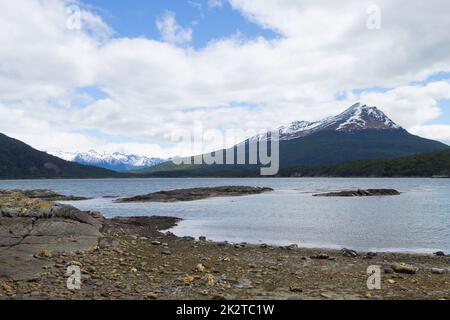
[0,133,121,179]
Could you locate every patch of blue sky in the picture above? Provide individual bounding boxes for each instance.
[352,71,450,97]
[410,71,450,86]
[72,86,109,108]
[229,101,261,110]
[182,101,261,113]
[335,90,348,101]
[82,0,279,48]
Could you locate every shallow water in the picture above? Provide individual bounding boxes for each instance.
[1,178,449,253]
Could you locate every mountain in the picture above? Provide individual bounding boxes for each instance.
[137,103,449,177]
[0,133,122,179]
[50,150,165,172]
[269,102,401,141]
[281,148,450,177]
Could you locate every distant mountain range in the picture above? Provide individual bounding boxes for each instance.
[139,103,449,177]
[0,133,121,179]
[50,150,165,172]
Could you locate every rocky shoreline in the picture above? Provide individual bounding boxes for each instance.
[1,190,449,300]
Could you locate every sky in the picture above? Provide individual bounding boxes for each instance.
[1,0,450,158]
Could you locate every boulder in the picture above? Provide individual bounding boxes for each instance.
[342,248,358,257]
[431,268,447,275]
[391,263,419,274]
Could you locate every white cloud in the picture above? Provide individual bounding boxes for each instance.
[356,81,450,128]
[156,11,192,46]
[1,0,450,158]
[410,125,450,144]
[208,0,224,9]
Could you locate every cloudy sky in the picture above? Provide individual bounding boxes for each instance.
[1,0,450,158]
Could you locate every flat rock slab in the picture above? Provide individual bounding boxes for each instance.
[313,189,400,197]
[0,249,53,281]
[0,190,103,281]
[115,186,274,203]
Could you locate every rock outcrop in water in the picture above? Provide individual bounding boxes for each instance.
[18,189,92,201]
[313,189,400,197]
[115,186,274,203]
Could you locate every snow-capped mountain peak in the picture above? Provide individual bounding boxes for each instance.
[49,150,165,172]
[333,103,401,132]
[251,103,402,142]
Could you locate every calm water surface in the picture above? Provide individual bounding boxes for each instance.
[0,178,449,253]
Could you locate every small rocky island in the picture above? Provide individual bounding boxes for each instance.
[115,186,274,203]
[19,189,92,201]
[313,189,401,197]
[1,189,448,300]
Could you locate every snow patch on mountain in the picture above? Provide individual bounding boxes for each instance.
[252,103,401,142]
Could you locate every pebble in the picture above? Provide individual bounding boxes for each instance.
[384,267,394,274]
[287,296,303,300]
[151,241,162,246]
[66,261,82,267]
[310,253,330,260]
[342,248,358,258]
[196,264,206,273]
[98,237,118,249]
[289,286,303,293]
[431,268,446,275]
[144,293,159,300]
[268,266,279,271]
[36,249,53,259]
[1,283,13,294]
